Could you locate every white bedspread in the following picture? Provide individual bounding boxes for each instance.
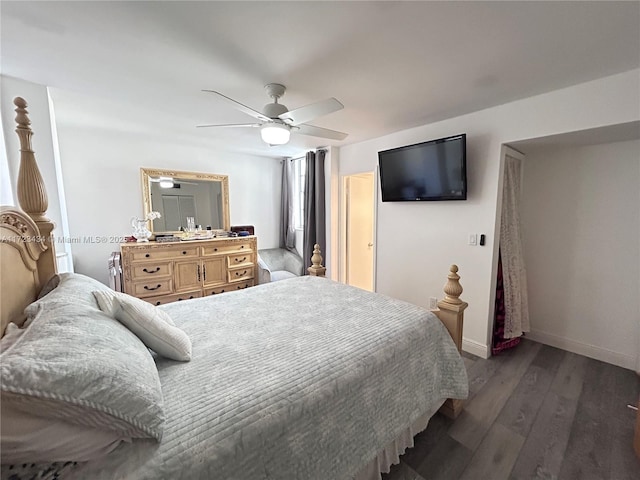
[66,276,468,479]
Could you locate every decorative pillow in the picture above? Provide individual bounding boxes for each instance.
[1,274,165,442]
[94,290,192,362]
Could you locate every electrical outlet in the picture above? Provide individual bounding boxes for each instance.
[468,234,477,246]
[429,297,438,310]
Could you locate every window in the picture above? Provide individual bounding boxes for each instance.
[293,157,306,229]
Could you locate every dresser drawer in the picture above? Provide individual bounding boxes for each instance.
[130,246,198,262]
[227,252,255,268]
[232,280,254,290]
[131,279,173,298]
[202,241,253,256]
[131,262,172,280]
[145,290,201,306]
[204,285,230,296]
[204,280,254,297]
[228,265,254,283]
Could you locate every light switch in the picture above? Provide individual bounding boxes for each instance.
[468,234,477,246]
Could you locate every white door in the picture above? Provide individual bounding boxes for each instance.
[345,173,375,291]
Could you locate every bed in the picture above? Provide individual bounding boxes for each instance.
[0,97,469,479]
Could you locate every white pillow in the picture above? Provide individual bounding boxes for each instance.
[94,290,191,361]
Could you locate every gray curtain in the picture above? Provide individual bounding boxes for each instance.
[280,159,296,250]
[303,150,326,272]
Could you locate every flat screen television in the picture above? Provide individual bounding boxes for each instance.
[378,134,467,202]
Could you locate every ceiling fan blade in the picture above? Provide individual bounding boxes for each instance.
[279,97,343,125]
[296,124,348,141]
[196,123,261,128]
[202,90,271,122]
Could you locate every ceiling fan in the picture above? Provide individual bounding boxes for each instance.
[197,83,348,146]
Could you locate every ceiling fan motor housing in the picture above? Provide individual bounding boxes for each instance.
[263,102,288,119]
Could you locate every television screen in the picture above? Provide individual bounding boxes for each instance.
[378,134,467,202]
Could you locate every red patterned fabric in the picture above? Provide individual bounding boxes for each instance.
[492,249,521,355]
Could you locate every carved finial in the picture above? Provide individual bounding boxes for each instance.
[307,243,327,277]
[14,97,49,222]
[442,264,463,305]
[14,97,31,134]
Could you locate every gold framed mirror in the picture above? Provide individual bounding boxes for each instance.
[141,168,230,233]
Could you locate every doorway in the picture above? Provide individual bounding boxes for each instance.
[342,172,375,291]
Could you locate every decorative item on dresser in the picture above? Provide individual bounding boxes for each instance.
[120,236,258,305]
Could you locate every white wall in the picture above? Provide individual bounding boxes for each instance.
[338,69,640,358]
[47,90,282,285]
[521,140,639,370]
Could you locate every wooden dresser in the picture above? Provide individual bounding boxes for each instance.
[120,236,257,305]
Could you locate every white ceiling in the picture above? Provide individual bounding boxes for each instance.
[2,1,639,158]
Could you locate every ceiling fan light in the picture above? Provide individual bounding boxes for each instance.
[159,177,174,188]
[260,123,290,145]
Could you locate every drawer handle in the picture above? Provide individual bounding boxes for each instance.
[142,267,161,274]
[214,248,218,252]
[197,265,201,282]
[240,245,245,249]
[145,254,150,258]
[155,301,161,306]
[235,257,247,262]
[210,289,225,296]
[144,284,162,291]
[235,270,247,276]
[182,251,187,255]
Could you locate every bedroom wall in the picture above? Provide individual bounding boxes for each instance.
[53,127,282,285]
[337,69,640,358]
[520,139,639,370]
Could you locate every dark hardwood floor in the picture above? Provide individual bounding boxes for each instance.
[383,339,640,480]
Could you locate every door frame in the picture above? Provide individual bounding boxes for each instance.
[339,170,377,291]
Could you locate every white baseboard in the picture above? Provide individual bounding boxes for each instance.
[462,337,490,359]
[526,330,636,371]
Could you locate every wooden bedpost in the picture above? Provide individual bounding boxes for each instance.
[435,264,468,419]
[307,244,326,277]
[13,97,57,284]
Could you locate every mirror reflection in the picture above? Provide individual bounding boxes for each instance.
[141,169,230,233]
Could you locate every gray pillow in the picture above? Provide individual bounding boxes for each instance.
[94,290,191,361]
[1,273,165,441]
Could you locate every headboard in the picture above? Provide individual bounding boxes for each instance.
[0,97,57,334]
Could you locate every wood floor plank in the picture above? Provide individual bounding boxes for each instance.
[411,433,473,480]
[608,416,640,480]
[449,340,541,450]
[383,461,425,480]
[509,391,579,480]
[462,354,476,371]
[557,357,635,479]
[464,344,528,401]
[529,343,566,372]
[458,422,525,480]
[557,403,612,479]
[496,364,555,438]
[549,350,588,400]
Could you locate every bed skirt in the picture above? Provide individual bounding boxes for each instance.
[354,401,443,480]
